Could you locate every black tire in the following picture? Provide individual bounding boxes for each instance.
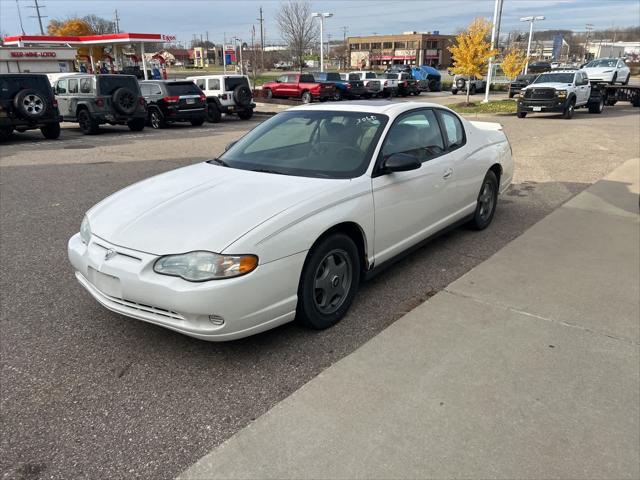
[517,112,527,118]
[470,84,477,95]
[77,109,99,135]
[451,89,458,95]
[301,91,312,104]
[41,122,61,139]
[610,73,617,85]
[333,90,343,101]
[562,99,575,119]
[233,84,252,107]
[588,97,604,114]
[14,89,47,119]
[296,233,361,330]
[606,96,617,106]
[622,74,630,85]
[264,88,273,99]
[0,127,12,142]
[112,88,137,115]
[206,103,222,123]
[469,171,499,230]
[190,117,205,126]
[127,117,145,132]
[414,90,421,96]
[237,108,253,120]
[149,109,166,129]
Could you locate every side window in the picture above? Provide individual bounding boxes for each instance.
[277,75,288,83]
[68,79,78,94]
[56,79,68,94]
[381,110,445,163]
[438,111,465,150]
[79,77,93,93]
[195,79,205,90]
[207,79,220,90]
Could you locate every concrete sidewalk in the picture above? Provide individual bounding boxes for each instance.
[179,159,640,480]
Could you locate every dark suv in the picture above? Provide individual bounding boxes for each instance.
[53,74,146,134]
[140,80,206,129]
[0,74,62,141]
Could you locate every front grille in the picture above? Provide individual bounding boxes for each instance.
[525,88,556,99]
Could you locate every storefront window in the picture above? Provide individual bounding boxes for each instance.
[383,42,393,49]
[394,42,406,49]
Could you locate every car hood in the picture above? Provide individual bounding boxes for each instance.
[88,162,336,255]
[522,82,571,90]
[583,67,615,75]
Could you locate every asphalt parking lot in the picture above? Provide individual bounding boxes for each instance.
[1,97,639,479]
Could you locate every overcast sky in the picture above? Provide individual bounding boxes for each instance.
[1,0,639,45]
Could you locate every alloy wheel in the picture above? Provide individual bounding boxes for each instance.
[22,94,44,115]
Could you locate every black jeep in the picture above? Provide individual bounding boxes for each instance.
[0,74,62,141]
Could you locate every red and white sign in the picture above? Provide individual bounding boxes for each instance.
[10,51,57,58]
[161,34,176,42]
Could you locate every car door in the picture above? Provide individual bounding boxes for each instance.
[54,79,70,118]
[617,60,629,83]
[575,73,589,104]
[371,108,455,264]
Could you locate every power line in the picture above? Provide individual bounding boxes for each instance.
[27,0,46,35]
[16,0,26,34]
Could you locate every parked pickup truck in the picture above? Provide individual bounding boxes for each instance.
[516,69,605,119]
[311,71,365,101]
[451,75,486,95]
[384,72,420,96]
[262,73,334,103]
[347,71,383,98]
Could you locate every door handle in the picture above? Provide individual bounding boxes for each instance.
[443,168,453,179]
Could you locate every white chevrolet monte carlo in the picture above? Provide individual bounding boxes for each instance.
[68,101,514,341]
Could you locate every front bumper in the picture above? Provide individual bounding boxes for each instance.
[517,97,569,113]
[68,233,305,341]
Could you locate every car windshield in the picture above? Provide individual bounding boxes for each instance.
[533,73,575,84]
[217,111,389,179]
[98,76,139,95]
[586,59,617,68]
[167,82,202,95]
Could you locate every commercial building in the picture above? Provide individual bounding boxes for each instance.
[347,31,454,69]
[0,46,77,73]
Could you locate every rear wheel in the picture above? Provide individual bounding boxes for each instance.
[127,117,145,132]
[469,171,498,230]
[77,109,99,135]
[190,117,205,126]
[451,89,458,95]
[470,84,477,95]
[0,127,12,141]
[264,88,273,99]
[149,109,166,129]
[296,233,361,330]
[237,108,253,120]
[41,122,61,139]
[301,91,312,104]
[588,97,604,114]
[333,90,343,101]
[516,112,527,118]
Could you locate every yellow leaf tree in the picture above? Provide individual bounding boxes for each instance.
[502,49,528,80]
[448,17,498,104]
[47,18,93,36]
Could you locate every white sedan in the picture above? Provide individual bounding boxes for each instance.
[68,101,514,341]
[583,58,631,85]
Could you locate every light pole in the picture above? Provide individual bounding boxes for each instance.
[483,0,503,103]
[312,12,333,72]
[520,15,545,74]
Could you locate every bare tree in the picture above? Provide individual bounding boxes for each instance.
[82,15,116,34]
[276,1,318,71]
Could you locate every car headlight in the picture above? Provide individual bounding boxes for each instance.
[154,251,258,281]
[80,215,91,245]
[557,90,567,97]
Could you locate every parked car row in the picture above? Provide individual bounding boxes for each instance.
[261,70,430,104]
[0,73,257,141]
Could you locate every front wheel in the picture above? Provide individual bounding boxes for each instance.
[470,85,477,95]
[41,122,61,139]
[237,108,253,120]
[206,103,222,123]
[562,100,575,119]
[610,73,617,85]
[77,109,99,135]
[333,90,342,101]
[296,233,361,330]
[469,171,498,230]
[622,74,630,85]
[516,112,527,118]
[451,89,458,95]
[190,117,205,126]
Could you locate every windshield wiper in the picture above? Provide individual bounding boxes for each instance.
[208,158,230,167]
[250,168,287,175]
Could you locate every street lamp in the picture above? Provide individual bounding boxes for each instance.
[520,15,545,74]
[312,12,333,72]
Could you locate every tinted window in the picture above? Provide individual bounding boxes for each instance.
[438,111,464,149]
[80,77,93,93]
[0,75,52,99]
[225,77,249,91]
[382,110,444,162]
[325,73,341,81]
[299,74,315,82]
[533,73,575,84]
[167,82,202,95]
[97,76,139,95]
[365,72,377,79]
[348,73,359,81]
[56,79,67,94]
[207,78,220,90]
[219,111,389,179]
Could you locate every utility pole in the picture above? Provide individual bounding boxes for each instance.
[28,0,46,35]
[114,9,121,33]
[16,0,26,34]
[258,6,265,71]
[483,0,503,103]
[584,23,594,62]
[342,26,348,69]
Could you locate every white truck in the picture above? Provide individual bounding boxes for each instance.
[347,71,383,98]
[516,69,605,119]
[186,74,255,122]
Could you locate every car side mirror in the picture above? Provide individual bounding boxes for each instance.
[225,141,237,152]
[383,153,421,173]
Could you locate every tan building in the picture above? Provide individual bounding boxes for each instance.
[348,31,454,69]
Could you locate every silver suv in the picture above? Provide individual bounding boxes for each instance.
[53,74,147,134]
[187,75,255,122]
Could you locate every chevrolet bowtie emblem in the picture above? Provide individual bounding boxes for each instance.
[104,248,117,260]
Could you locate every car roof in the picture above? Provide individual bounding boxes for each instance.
[290,100,450,116]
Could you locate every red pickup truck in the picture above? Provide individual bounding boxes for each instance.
[262,73,335,103]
